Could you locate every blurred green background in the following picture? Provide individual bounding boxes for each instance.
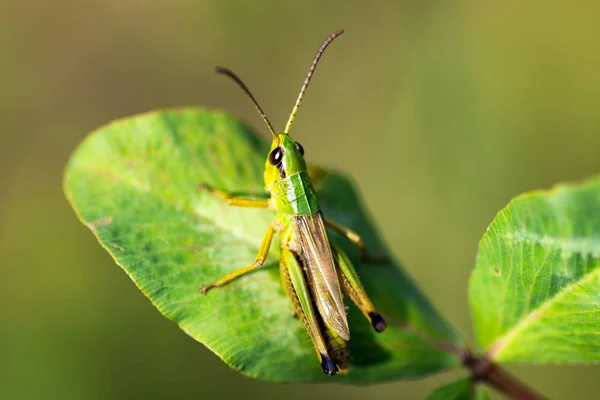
[1,1,599,399]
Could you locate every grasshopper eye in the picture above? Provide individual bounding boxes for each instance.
[295,141,304,156]
[268,147,283,166]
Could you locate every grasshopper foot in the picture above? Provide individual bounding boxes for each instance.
[197,183,214,192]
[200,284,216,295]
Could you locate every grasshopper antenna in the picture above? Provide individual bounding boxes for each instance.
[284,29,344,135]
[216,66,277,137]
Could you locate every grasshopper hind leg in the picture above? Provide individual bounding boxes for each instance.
[368,312,387,333]
[279,248,340,375]
[332,244,388,333]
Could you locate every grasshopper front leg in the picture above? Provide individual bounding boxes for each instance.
[280,248,338,376]
[200,223,276,294]
[331,243,387,333]
[198,183,270,208]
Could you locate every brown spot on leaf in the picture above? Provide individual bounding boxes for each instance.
[88,216,113,231]
[492,267,501,276]
[187,244,201,254]
[109,243,125,252]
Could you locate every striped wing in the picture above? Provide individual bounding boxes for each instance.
[294,211,350,340]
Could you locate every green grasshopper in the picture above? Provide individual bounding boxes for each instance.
[199,29,386,376]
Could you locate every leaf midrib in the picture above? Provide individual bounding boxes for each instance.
[488,264,600,359]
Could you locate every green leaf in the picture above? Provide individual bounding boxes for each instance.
[469,176,600,363]
[426,377,490,400]
[64,108,461,383]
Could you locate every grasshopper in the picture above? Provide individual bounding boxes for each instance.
[199,29,386,375]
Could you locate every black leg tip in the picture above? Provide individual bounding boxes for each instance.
[369,312,387,333]
[320,354,338,376]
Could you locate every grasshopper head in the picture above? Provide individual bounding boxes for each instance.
[264,133,306,188]
[215,30,344,190]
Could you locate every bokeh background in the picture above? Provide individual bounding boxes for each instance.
[1,1,599,399]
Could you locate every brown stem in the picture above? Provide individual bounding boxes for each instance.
[389,317,548,399]
[465,352,548,400]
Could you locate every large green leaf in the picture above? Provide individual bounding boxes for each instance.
[426,377,489,400]
[64,108,460,383]
[469,177,600,363]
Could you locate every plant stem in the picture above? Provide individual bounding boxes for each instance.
[463,352,548,400]
[392,318,548,399]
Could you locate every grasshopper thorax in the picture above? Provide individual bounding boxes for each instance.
[264,134,306,189]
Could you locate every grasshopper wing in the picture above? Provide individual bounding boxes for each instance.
[294,211,350,340]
